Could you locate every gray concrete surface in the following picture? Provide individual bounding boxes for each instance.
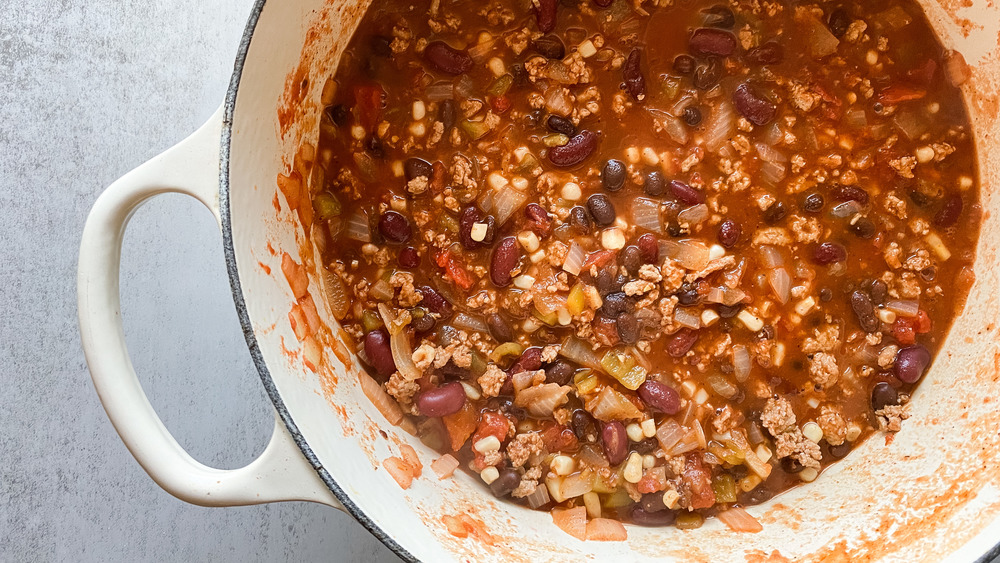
[0,1,400,561]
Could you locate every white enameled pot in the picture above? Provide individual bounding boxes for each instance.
[79,1,1000,561]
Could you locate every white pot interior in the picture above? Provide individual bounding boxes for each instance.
[225,0,1000,560]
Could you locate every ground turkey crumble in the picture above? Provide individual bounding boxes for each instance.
[761,396,822,470]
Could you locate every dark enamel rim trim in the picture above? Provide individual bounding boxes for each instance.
[215,3,999,563]
[219,2,416,561]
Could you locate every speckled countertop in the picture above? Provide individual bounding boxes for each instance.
[0,2,398,560]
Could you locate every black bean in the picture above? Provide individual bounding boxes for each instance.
[327,104,349,127]
[595,267,620,296]
[644,171,666,197]
[411,311,436,333]
[632,437,659,455]
[669,180,704,205]
[812,242,847,265]
[378,211,412,243]
[850,290,880,332]
[702,4,736,28]
[419,285,453,317]
[803,193,825,213]
[831,184,870,204]
[423,41,473,75]
[640,492,668,513]
[718,219,741,248]
[934,193,963,227]
[819,288,833,302]
[828,8,851,39]
[587,193,616,226]
[602,292,630,318]
[404,158,433,181]
[689,28,737,57]
[621,245,642,274]
[692,58,722,89]
[545,361,575,385]
[673,54,696,75]
[601,421,628,465]
[717,303,741,318]
[617,312,640,344]
[637,234,659,263]
[571,409,597,441]
[532,34,566,60]
[623,48,647,101]
[546,114,575,136]
[638,380,681,414]
[733,82,776,126]
[365,135,385,158]
[828,442,851,459]
[593,0,613,7]
[490,468,522,497]
[568,206,592,234]
[871,381,899,411]
[746,41,784,65]
[364,328,395,377]
[490,237,520,287]
[895,345,930,383]
[630,506,675,526]
[675,283,702,306]
[919,266,937,282]
[849,216,876,239]
[398,247,420,269]
[439,99,456,131]
[763,201,787,224]
[549,130,599,167]
[602,159,627,192]
[535,0,558,33]
[683,106,703,126]
[869,280,888,304]
[781,457,805,474]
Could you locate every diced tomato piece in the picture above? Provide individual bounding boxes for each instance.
[915,310,932,334]
[682,453,716,510]
[489,94,513,114]
[906,58,937,86]
[877,84,927,105]
[435,250,475,290]
[539,422,578,453]
[353,83,386,131]
[582,250,616,271]
[891,318,917,346]
[441,403,479,452]
[470,411,512,470]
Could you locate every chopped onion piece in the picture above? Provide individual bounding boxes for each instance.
[660,239,710,271]
[344,210,371,242]
[631,197,663,232]
[358,370,403,426]
[369,279,394,301]
[732,344,752,382]
[544,86,574,116]
[755,142,788,163]
[588,387,643,421]
[718,507,763,533]
[674,307,701,329]
[762,123,783,146]
[586,518,628,541]
[831,201,863,219]
[706,373,738,399]
[886,299,919,317]
[525,482,551,509]
[560,336,603,370]
[378,303,420,380]
[425,81,454,101]
[668,426,701,455]
[515,383,572,417]
[758,245,784,269]
[578,444,610,467]
[467,37,496,62]
[656,419,685,451]
[563,242,586,276]
[493,185,528,226]
[650,109,688,145]
[453,312,489,334]
[759,160,787,185]
[431,454,459,479]
[559,473,594,500]
[845,108,868,128]
[677,204,709,226]
[767,267,791,304]
[704,100,735,153]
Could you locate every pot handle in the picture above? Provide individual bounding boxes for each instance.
[78,107,343,510]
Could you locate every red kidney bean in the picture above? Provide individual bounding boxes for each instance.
[490,236,520,287]
[689,28,737,57]
[533,34,566,60]
[459,205,484,250]
[416,381,466,417]
[623,49,647,101]
[895,345,931,383]
[546,114,575,136]
[404,157,433,181]
[535,0,558,33]
[850,290,880,332]
[364,328,396,377]
[419,285,453,317]
[510,346,543,374]
[549,130,598,167]
[601,421,628,465]
[667,329,698,357]
[424,41,473,75]
[545,360,575,385]
[638,380,681,414]
[870,279,888,304]
[637,233,659,263]
[702,4,735,28]
[487,312,514,343]
[378,211,412,243]
[490,468,522,497]
[746,41,784,65]
[733,82,776,126]
[587,193,616,226]
[831,184,870,204]
[602,159,626,192]
[934,193,963,227]
[644,171,665,197]
[812,242,847,265]
[524,203,552,238]
[717,219,741,248]
[669,180,704,205]
[871,381,899,411]
[398,247,420,269]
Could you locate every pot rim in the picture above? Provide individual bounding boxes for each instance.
[215,1,1000,561]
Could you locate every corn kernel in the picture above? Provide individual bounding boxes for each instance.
[481,466,500,485]
[694,388,709,405]
[462,381,482,401]
[546,476,566,503]
[474,435,501,454]
[642,455,656,469]
[511,176,530,191]
[755,444,772,464]
[550,455,576,476]
[915,146,935,164]
[641,147,660,166]
[799,467,819,482]
[740,474,762,492]
[470,222,489,242]
[807,397,821,409]
[626,423,644,442]
[623,453,643,483]
[518,231,541,253]
[802,422,824,443]
[846,424,862,442]
[487,171,509,190]
[771,342,786,367]
[641,418,657,438]
[583,492,602,519]
[351,125,366,140]
[412,100,426,121]
[959,175,974,190]
[737,310,765,332]
[925,232,951,261]
[561,182,582,201]
[578,39,597,58]
[878,308,897,324]
[662,489,681,509]
[701,309,720,327]
[513,275,535,289]
[795,297,816,316]
[557,307,572,326]
[391,160,405,177]
[709,244,726,261]
[523,318,541,333]
[625,146,641,164]
[601,227,626,250]
[487,57,506,77]
[681,380,697,397]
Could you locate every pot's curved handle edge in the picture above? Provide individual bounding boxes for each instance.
[77,106,343,511]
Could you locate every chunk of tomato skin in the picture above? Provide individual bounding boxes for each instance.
[539,422,579,453]
[470,411,512,470]
[682,453,716,510]
[891,318,917,346]
[877,84,927,105]
[915,310,932,333]
[353,83,387,131]
[442,402,479,452]
[489,95,513,114]
[582,250,616,271]
[446,255,475,290]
